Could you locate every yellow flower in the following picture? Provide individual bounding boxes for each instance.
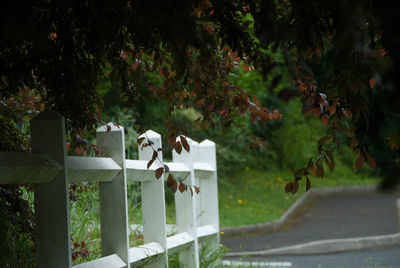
[237,199,243,204]
[245,167,250,171]
[277,176,283,183]
[220,231,224,235]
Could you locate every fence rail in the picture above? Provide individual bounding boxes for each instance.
[0,111,220,268]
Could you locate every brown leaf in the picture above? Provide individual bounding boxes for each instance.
[291,181,299,195]
[147,159,154,169]
[370,78,376,88]
[306,176,311,191]
[152,151,158,160]
[190,187,193,196]
[306,95,315,106]
[180,136,190,153]
[194,186,200,194]
[321,114,329,126]
[313,107,321,118]
[179,182,186,193]
[155,167,164,179]
[167,174,177,193]
[356,155,365,170]
[285,182,292,193]
[175,141,182,154]
[367,155,376,168]
[157,148,163,151]
[106,124,111,132]
[318,136,331,146]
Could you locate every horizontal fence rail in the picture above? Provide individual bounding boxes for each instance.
[0,111,220,268]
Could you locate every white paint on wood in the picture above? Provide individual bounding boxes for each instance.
[129,242,165,266]
[30,111,72,268]
[97,123,130,267]
[0,151,62,184]
[173,137,200,268]
[196,139,220,232]
[166,232,195,254]
[67,156,121,183]
[73,254,126,268]
[125,160,190,182]
[222,260,292,267]
[138,130,168,267]
[197,224,218,243]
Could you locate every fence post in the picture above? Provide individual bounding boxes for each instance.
[196,140,219,231]
[173,137,200,268]
[30,111,71,268]
[138,130,168,267]
[97,123,130,267]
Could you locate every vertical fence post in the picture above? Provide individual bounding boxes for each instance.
[173,137,200,268]
[196,139,220,263]
[97,123,130,267]
[30,111,71,268]
[196,140,219,231]
[138,130,168,267]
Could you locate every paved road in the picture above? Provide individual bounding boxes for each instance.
[225,246,400,268]
[221,191,400,252]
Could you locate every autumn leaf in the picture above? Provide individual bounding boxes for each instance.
[366,154,376,168]
[291,181,299,195]
[194,186,200,194]
[167,174,177,193]
[152,151,158,160]
[155,167,164,179]
[137,137,145,145]
[285,182,292,193]
[179,182,186,193]
[321,114,329,126]
[106,124,111,132]
[147,159,154,169]
[175,141,182,154]
[356,155,365,170]
[180,136,190,153]
[369,78,376,88]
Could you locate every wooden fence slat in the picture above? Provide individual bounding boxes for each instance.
[138,130,168,267]
[97,123,130,267]
[31,111,72,268]
[0,151,61,184]
[173,137,200,268]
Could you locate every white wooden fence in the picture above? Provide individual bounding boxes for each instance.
[0,111,220,268]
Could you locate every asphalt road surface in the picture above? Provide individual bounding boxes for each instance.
[225,246,400,268]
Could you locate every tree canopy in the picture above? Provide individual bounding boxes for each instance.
[1,0,399,183]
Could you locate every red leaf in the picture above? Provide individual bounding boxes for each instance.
[194,186,200,194]
[367,155,376,168]
[180,136,190,153]
[370,78,376,88]
[313,107,321,118]
[321,114,329,126]
[291,181,299,195]
[167,174,177,193]
[155,167,164,179]
[285,182,292,193]
[356,155,365,170]
[179,182,186,193]
[306,176,311,191]
[175,141,182,154]
[157,148,163,151]
[106,124,111,132]
[147,159,154,169]
[152,151,158,160]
